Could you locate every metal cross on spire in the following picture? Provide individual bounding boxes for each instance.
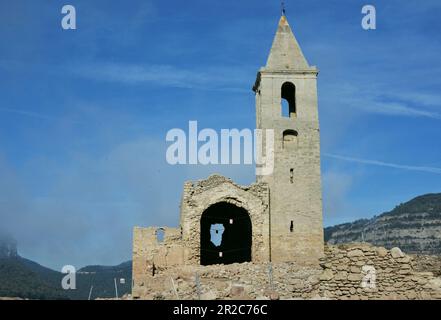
[281,0,286,16]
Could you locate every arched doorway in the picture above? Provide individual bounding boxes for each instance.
[200,202,252,265]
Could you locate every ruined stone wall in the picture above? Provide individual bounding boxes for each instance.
[132,226,186,298]
[179,175,270,264]
[132,262,321,300]
[411,254,441,277]
[319,244,441,300]
[132,175,271,298]
[132,243,441,300]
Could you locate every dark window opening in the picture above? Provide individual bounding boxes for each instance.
[281,82,296,118]
[283,130,298,149]
[290,221,294,232]
[290,168,294,183]
[200,202,252,265]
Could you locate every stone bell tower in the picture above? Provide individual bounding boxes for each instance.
[253,15,324,265]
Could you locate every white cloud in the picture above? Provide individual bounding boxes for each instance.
[0,107,83,123]
[70,63,250,92]
[322,83,441,121]
[359,101,441,119]
[392,92,441,109]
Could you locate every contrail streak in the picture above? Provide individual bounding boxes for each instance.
[324,153,441,174]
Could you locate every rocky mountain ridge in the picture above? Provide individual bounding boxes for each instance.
[325,193,441,255]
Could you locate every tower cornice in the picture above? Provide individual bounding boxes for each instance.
[253,68,319,92]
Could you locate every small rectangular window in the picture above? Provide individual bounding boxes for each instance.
[290,169,294,183]
[290,221,294,232]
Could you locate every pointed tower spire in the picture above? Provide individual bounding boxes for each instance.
[265,15,310,71]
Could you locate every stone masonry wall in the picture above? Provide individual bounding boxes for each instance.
[132,226,186,298]
[319,243,441,300]
[132,175,270,298]
[132,243,441,300]
[132,262,322,300]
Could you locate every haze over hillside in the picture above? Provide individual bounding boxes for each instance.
[0,235,131,300]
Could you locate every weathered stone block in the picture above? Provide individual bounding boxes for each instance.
[335,272,348,281]
[377,247,389,257]
[390,247,405,259]
[347,249,364,258]
[320,269,334,281]
[348,273,362,282]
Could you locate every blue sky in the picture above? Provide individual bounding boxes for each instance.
[0,0,440,270]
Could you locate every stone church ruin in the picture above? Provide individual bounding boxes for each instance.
[133,14,323,295]
[131,15,441,300]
